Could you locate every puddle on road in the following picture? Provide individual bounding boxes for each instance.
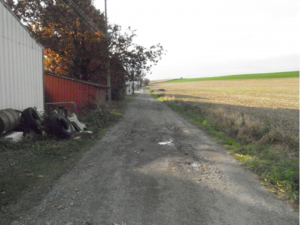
[158,139,173,146]
[190,162,201,169]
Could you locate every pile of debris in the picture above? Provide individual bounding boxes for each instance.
[0,107,87,142]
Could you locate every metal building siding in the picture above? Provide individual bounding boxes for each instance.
[45,74,107,112]
[0,0,44,111]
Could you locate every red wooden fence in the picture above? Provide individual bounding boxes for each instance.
[45,73,108,113]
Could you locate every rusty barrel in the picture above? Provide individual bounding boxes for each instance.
[0,109,20,134]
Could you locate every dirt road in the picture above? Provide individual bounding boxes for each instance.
[12,88,298,225]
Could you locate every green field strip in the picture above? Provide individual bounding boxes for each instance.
[165,71,299,83]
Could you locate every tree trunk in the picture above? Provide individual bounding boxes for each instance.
[132,81,135,95]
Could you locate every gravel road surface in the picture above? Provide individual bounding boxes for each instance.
[12,88,298,225]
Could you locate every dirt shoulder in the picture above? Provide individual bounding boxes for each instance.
[11,88,298,225]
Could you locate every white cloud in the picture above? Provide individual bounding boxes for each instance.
[94,0,299,80]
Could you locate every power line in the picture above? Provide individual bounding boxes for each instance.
[56,0,100,33]
[66,0,100,32]
[57,0,97,32]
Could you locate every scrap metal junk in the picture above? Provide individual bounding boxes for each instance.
[0,107,87,141]
[20,107,77,139]
[0,109,21,135]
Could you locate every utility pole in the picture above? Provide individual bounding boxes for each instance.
[105,0,111,102]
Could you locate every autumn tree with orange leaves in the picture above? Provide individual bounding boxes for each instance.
[8,0,107,81]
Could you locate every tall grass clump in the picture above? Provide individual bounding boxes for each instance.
[82,102,113,128]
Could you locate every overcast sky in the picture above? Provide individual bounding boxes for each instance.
[94,0,299,80]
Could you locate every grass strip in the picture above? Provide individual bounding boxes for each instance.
[150,91,299,206]
[165,71,299,83]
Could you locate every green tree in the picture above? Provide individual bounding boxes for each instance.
[111,27,166,94]
[143,78,150,86]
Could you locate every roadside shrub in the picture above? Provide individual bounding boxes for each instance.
[82,102,113,128]
[156,93,165,98]
[237,123,266,143]
[162,95,175,101]
[259,130,299,153]
[143,78,150,86]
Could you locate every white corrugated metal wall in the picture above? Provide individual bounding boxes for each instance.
[0,0,44,111]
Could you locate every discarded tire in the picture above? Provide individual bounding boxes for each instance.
[21,107,42,134]
[49,114,72,139]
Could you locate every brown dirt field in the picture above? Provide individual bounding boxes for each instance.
[151,78,299,110]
